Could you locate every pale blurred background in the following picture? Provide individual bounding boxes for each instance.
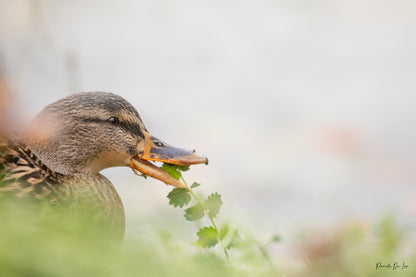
[1,0,415,258]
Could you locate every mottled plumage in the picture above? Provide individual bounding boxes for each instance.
[0,134,60,199]
[0,136,125,238]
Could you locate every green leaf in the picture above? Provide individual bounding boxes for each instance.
[219,225,240,249]
[184,204,204,221]
[204,193,222,218]
[167,188,191,208]
[176,165,190,172]
[197,227,218,248]
[161,163,182,180]
[190,182,201,189]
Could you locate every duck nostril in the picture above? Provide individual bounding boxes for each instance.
[154,141,164,147]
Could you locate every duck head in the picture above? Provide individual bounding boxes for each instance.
[24,92,207,187]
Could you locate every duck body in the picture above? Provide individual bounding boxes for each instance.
[0,134,125,239]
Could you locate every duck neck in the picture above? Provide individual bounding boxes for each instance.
[24,137,99,176]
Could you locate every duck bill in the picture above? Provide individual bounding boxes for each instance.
[129,132,208,188]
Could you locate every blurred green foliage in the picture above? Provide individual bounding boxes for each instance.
[0,197,415,276]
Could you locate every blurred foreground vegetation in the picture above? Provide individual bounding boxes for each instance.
[0,198,415,277]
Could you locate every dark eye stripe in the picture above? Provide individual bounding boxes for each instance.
[76,116,144,139]
[118,121,145,139]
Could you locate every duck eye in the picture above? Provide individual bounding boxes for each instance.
[154,141,165,147]
[108,116,119,125]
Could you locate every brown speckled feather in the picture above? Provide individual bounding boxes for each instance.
[0,134,125,239]
[0,135,60,199]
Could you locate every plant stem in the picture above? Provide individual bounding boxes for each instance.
[181,176,229,260]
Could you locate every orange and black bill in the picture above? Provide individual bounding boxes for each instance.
[129,132,208,188]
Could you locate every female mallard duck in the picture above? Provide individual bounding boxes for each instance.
[0,92,207,240]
